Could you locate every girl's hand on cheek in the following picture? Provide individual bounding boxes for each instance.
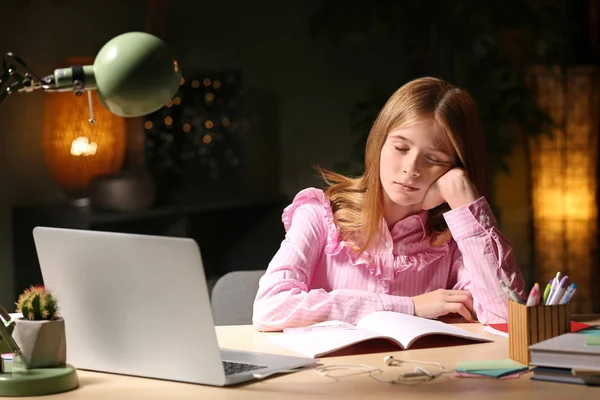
[422,180,444,210]
[422,168,479,210]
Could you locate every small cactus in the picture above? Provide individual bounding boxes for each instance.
[15,285,59,321]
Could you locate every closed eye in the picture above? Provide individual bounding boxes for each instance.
[426,156,449,165]
[394,146,409,153]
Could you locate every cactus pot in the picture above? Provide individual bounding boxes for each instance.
[12,318,67,368]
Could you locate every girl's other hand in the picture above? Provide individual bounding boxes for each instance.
[411,289,475,322]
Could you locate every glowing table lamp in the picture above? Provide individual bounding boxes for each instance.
[41,56,127,206]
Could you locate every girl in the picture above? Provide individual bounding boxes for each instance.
[252,77,525,332]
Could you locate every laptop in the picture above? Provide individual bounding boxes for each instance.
[32,226,316,386]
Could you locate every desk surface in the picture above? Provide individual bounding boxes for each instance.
[6,318,600,399]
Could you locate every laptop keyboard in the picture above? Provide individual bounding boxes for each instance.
[223,361,267,376]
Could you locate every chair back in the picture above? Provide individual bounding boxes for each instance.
[211,270,265,325]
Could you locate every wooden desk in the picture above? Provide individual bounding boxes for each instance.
[6,319,600,399]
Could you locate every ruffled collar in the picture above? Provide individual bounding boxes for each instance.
[390,210,428,238]
[282,188,450,281]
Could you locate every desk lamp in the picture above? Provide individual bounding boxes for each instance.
[0,31,181,397]
[0,31,181,120]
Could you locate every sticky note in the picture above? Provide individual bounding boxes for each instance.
[455,367,529,378]
[457,359,525,371]
[579,328,600,338]
[455,371,526,380]
[585,335,600,346]
[455,359,529,378]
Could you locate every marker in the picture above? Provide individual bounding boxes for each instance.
[554,272,561,285]
[560,283,577,304]
[542,279,552,305]
[546,272,561,305]
[548,276,569,305]
[526,283,540,306]
[500,281,524,304]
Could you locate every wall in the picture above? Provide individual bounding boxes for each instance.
[494,141,533,285]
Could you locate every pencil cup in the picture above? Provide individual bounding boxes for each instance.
[508,301,570,365]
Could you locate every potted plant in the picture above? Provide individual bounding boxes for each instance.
[12,285,66,369]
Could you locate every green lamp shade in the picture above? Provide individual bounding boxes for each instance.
[53,32,181,118]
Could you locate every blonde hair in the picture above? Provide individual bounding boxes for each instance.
[317,77,490,254]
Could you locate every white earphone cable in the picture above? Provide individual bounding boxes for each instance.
[315,355,454,385]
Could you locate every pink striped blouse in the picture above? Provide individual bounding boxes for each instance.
[252,188,525,331]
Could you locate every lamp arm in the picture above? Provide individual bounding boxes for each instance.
[0,52,55,109]
[0,52,97,122]
[0,51,95,103]
[3,53,45,83]
[0,68,13,108]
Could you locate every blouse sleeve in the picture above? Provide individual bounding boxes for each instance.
[252,189,414,332]
[444,197,526,324]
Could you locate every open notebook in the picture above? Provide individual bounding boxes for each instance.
[267,311,492,358]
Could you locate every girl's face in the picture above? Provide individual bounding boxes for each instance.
[379,117,456,209]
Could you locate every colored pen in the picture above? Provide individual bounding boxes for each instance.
[546,272,561,305]
[560,283,577,304]
[526,283,540,306]
[500,281,524,304]
[548,276,569,305]
[542,279,552,305]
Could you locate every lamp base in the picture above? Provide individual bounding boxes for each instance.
[67,197,91,208]
[0,362,79,397]
[88,171,156,212]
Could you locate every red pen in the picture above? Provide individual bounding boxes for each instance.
[525,283,540,306]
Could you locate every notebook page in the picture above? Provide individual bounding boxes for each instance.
[356,311,490,348]
[267,325,390,358]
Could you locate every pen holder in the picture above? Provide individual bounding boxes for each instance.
[508,301,570,365]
